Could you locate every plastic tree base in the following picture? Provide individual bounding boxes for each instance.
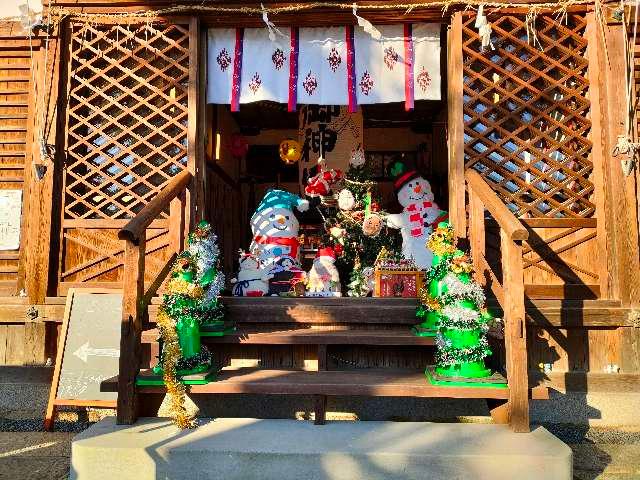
[411,324,438,337]
[200,321,236,337]
[425,366,508,388]
[136,365,218,386]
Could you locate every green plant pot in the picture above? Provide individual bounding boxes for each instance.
[419,311,440,330]
[435,360,492,378]
[429,278,447,297]
[442,328,481,349]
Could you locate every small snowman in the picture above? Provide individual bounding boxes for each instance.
[250,189,309,266]
[306,247,341,297]
[230,252,271,297]
[386,159,448,270]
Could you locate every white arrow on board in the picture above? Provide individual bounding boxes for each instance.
[73,341,119,363]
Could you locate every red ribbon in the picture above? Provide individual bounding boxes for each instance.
[231,28,244,112]
[288,27,298,112]
[404,23,414,112]
[346,25,357,113]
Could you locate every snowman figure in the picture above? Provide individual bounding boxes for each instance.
[306,247,341,297]
[386,160,448,270]
[230,252,271,297]
[250,189,309,266]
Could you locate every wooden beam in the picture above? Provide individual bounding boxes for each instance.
[117,237,146,424]
[447,12,466,239]
[188,16,205,224]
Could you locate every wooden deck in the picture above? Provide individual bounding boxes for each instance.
[101,367,550,399]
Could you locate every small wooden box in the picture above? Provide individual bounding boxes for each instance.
[373,269,425,298]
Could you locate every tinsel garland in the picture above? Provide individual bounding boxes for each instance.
[155,308,196,429]
[440,273,486,308]
[419,289,442,311]
[435,335,492,366]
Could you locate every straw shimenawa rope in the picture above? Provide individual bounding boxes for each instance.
[49,0,599,23]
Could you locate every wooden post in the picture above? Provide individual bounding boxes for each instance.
[188,16,204,225]
[468,189,485,285]
[500,230,529,432]
[169,192,186,255]
[24,22,68,303]
[117,237,146,424]
[447,12,466,239]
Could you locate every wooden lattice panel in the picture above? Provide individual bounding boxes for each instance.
[64,22,189,220]
[463,14,595,218]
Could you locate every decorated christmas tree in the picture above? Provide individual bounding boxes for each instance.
[144,220,228,428]
[318,149,401,296]
[418,223,502,386]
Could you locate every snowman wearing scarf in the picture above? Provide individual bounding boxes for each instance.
[386,160,448,270]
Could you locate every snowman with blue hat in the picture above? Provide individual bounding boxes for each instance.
[250,189,309,266]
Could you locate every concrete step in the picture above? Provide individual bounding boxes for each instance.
[71,417,572,480]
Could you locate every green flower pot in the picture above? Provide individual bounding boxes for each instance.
[442,328,481,349]
[429,278,447,298]
[436,361,491,378]
[455,299,477,311]
[200,267,216,286]
[176,317,201,359]
[456,272,471,284]
[420,311,440,330]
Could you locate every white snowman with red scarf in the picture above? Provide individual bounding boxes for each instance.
[386,160,448,270]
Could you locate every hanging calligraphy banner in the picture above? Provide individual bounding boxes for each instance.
[297,105,363,191]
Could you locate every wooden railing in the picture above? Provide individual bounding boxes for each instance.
[116,169,193,424]
[466,169,531,432]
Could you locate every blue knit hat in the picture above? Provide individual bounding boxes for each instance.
[255,189,309,213]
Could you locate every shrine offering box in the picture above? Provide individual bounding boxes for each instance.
[374,269,425,298]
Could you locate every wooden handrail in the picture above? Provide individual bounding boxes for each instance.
[466,169,530,433]
[117,169,190,425]
[465,170,528,241]
[118,169,193,244]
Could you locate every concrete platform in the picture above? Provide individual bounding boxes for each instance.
[71,417,572,480]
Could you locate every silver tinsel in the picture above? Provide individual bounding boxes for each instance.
[440,304,481,330]
[435,334,490,365]
[441,273,486,307]
[188,231,225,303]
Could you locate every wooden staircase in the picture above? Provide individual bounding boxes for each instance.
[106,168,551,433]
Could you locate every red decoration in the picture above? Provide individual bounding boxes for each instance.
[384,46,399,70]
[374,270,424,298]
[359,71,374,95]
[217,48,231,71]
[334,244,344,256]
[305,168,343,197]
[317,246,336,259]
[303,71,318,96]
[249,72,262,94]
[417,67,431,92]
[272,48,286,70]
[230,133,249,157]
[370,201,380,212]
[327,48,342,72]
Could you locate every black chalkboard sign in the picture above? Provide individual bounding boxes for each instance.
[45,289,122,430]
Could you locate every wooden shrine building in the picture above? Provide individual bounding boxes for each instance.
[0,0,639,433]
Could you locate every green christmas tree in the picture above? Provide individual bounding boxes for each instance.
[320,155,400,296]
[418,223,497,383]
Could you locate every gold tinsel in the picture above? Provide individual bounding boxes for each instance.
[165,277,204,299]
[450,254,474,274]
[156,308,196,429]
[427,224,457,257]
[419,289,442,311]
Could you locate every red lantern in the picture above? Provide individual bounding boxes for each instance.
[230,133,249,157]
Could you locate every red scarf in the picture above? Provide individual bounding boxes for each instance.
[406,201,432,237]
[253,235,300,258]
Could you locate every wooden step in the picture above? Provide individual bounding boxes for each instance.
[141,327,436,346]
[101,367,549,400]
